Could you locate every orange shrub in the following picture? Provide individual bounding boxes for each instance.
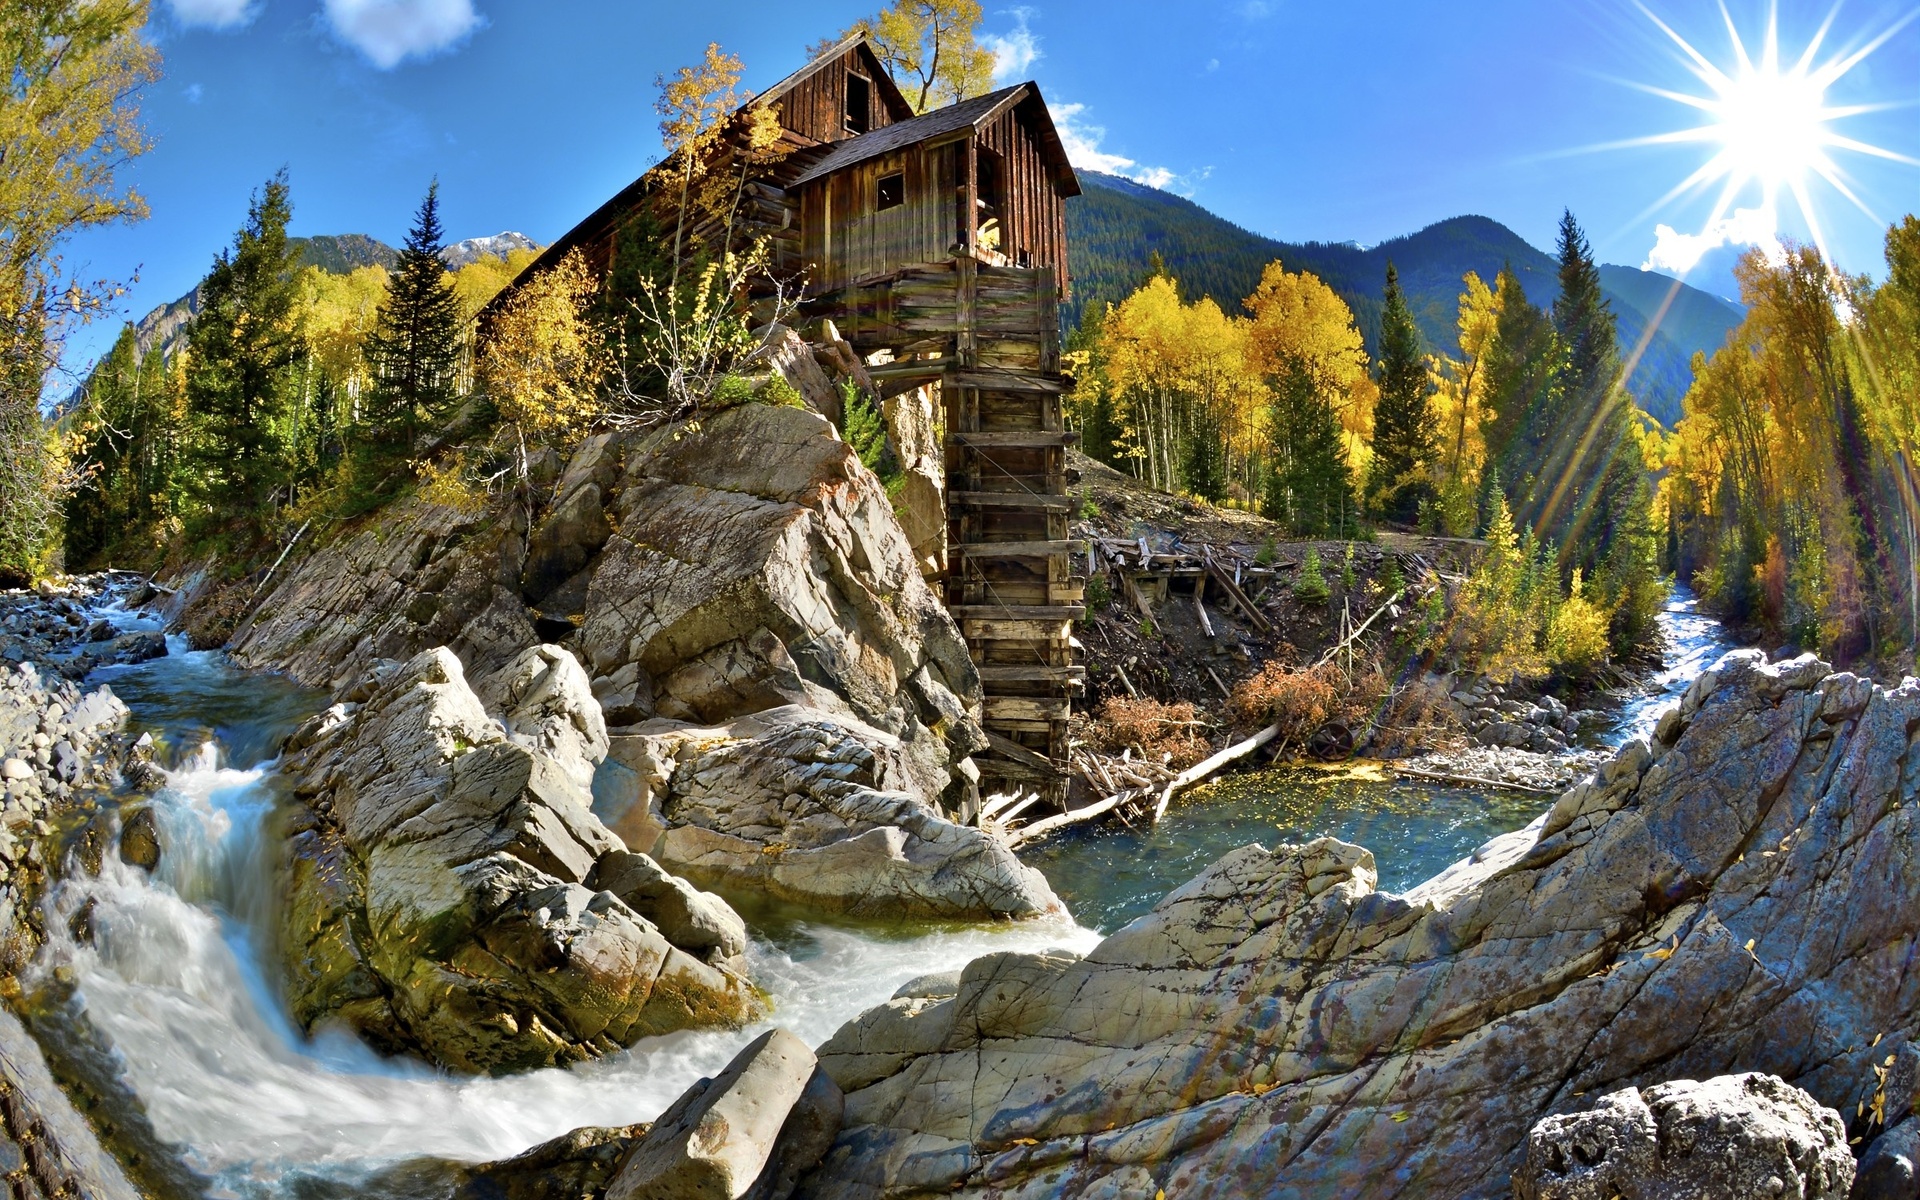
[1088,697,1212,769]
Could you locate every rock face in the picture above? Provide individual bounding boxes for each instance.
[592,707,1060,922]
[1513,1074,1854,1200]
[606,1027,843,1200]
[230,400,983,808]
[786,652,1920,1197]
[278,646,758,1074]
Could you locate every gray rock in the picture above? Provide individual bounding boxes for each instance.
[588,850,748,964]
[1854,1116,1920,1200]
[279,647,758,1074]
[788,652,1920,1198]
[606,1027,842,1200]
[597,707,1061,922]
[1513,1074,1853,1199]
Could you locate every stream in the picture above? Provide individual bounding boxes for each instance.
[20,586,1742,1197]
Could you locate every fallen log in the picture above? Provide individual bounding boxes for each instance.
[1005,787,1148,848]
[1150,722,1285,824]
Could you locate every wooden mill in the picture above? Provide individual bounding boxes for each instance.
[503,35,1085,805]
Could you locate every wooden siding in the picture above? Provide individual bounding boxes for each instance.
[774,43,911,145]
[799,144,958,294]
[974,95,1069,290]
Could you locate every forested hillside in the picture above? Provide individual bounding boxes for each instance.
[1064,172,1743,425]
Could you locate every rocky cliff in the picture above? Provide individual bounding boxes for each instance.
[226,401,1062,925]
[748,650,1920,1196]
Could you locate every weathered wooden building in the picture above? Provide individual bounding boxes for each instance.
[508,36,1085,805]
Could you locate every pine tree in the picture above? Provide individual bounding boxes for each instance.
[185,172,303,525]
[1262,358,1355,537]
[363,182,463,467]
[1183,402,1227,501]
[1366,262,1435,523]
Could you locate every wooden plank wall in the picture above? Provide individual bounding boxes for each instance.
[799,144,958,293]
[975,99,1070,297]
[775,44,907,145]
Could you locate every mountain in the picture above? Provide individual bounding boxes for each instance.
[441,231,539,269]
[1064,172,1745,426]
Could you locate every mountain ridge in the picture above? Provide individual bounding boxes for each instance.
[1064,171,1744,425]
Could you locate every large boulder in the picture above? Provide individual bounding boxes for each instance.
[592,706,1060,922]
[606,1027,843,1200]
[230,400,983,804]
[786,652,1920,1197]
[279,646,759,1074]
[1513,1074,1854,1199]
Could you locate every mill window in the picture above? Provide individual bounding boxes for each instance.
[845,73,871,135]
[876,172,905,211]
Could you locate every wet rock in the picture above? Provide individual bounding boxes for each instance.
[279,646,759,1074]
[598,707,1060,922]
[1514,1074,1853,1200]
[791,652,1920,1198]
[118,807,160,871]
[605,1027,843,1200]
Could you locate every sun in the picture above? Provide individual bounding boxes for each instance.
[1628,2,1918,265]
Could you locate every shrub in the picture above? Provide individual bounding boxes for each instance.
[1083,574,1112,615]
[1339,544,1357,592]
[1227,661,1342,743]
[1545,568,1610,674]
[1088,697,1211,768]
[1254,536,1276,567]
[1293,546,1330,605]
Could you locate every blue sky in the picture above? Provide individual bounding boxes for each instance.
[56,0,1920,377]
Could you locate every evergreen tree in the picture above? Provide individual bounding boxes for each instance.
[1366,261,1436,523]
[1261,358,1355,537]
[185,171,303,525]
[1183,402,1227,501]
[363,182,463,466]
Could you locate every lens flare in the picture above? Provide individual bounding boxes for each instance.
[1626,1,1918,269]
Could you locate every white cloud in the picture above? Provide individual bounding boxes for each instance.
[166,0,256,31]
[982,8,1041,83]
[183,82,205,103]
[1643,206,1785,275]
[1050,101,1192,193]
[323,0,483,69]
[1239,0,1272,18]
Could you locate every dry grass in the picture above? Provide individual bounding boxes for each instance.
[1086,697,1214,769]
[1227,658,1462,758]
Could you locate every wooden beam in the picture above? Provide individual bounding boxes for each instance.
[976,664,1087,684]
[949,604,1086,620]
[952,430,1080,448]
[985,696,1071,721]
[950,539,1077,558]
[961,617,1074,640]
[983,730,1059,773]
[948,491,1073,511]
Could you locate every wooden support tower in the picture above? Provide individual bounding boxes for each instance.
[811,259,1079,806]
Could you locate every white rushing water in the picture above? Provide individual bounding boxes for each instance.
[31,622,1101,1198]
[1602,584,1745,747]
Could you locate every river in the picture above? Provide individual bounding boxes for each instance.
[18,586,1741,1197]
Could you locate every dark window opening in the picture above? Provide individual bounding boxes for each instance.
[876,172,905,211]
[976,147,1004,214]
[845,74,871,135]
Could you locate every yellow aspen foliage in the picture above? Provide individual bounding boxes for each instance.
[1242,262,1375,473]
[477,249,610,453]
[828,0,995,113]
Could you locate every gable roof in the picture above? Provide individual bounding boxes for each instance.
[787,82,1082,196]
[757,32,912,124]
